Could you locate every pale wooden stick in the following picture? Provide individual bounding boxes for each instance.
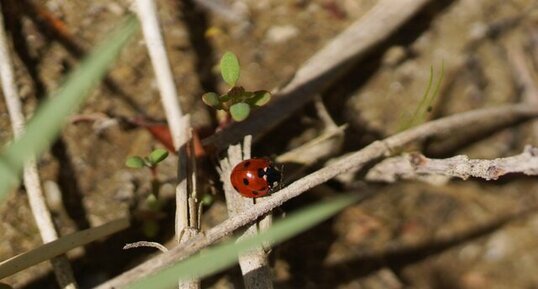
[202,0,431,151]
[218,136,273,289]
[134,1,198,288]
[366,146,538,184]
[0,3,77,288]
[94,104,538,289]
[134,0,185,149]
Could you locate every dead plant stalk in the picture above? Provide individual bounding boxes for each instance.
[134,0,197,288]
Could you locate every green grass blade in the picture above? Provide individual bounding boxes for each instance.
[128,194,360,289]
[399,65,434,131]
[0,16,139,200]
[426,61,445,115]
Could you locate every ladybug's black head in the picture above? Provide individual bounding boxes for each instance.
[265,165,282,190]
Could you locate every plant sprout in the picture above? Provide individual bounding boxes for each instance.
[202,51,272,122]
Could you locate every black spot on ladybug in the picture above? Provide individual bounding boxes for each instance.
[260,186,267,191]
[252,191,259,195]
[243,161,251,168]
[243,178,249,185]
[257,168,265,178]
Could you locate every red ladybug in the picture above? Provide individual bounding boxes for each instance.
[230,158,282,198]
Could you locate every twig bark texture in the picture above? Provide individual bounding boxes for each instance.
[366,145,538,184]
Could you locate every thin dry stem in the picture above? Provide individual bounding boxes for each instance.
[0,3,77,288]
[124,241,168,253]
[95,104,538,289]
[366,146,538,184]
[275,125,346,165]
[314,95,338,130]
[176,117,193,241]
[135,0,185,149]
[202,0,431,151]
[135,1,197,288]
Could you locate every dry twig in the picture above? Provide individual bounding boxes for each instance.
[123,241,169,253]
[134,1,198,288]
[366,145,538,184]
[95,103,538,289]
[0,3,77,288]
[134,0,185,149]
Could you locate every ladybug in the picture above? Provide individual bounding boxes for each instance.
[230,158,282,198]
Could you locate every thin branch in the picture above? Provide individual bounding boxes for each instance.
[94,103,538,289]
[202,0,431,151]
[366,145,538,184]
[134,1,198,288]
[0,3,77,288]
[0,218,129,279]
[134,0,185,149]
[175,119,193,242]
[124,241,169,253]
[218,136,273,289]
[313,95,338,130]
[275,125,346,165]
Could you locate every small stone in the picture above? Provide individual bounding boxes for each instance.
[383,46,407,66]
[265,25,300,44]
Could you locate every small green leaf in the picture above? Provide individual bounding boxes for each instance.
[202,92,220,108]
[148,149,169,165]
[250,90,271,106]
[126,156,146,168]
[230,102,250,121]
[220,51,240,86]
